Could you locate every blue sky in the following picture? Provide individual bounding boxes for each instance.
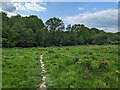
[14,2,118,23]
[0,2,118,32]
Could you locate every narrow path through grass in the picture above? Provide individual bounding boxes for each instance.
[40,54,47,88]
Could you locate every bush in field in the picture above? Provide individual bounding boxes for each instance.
[98,59,109,70]
[32,47,36,50]
[80,60,92,70]
[48,49,54,53]
[78,60,92,76]
[38,47,48,51]
[58,47,61,50]
[115,70,120,75]
[66,48,69,50]
[104,47,108,51]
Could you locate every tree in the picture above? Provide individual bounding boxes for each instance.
[2,22,18,47]
[1,12,120,47]
[25,15,44,33]
[45,17,65,46]
[92,33,109,45]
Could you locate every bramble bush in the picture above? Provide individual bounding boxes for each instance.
[48,49,54,53]
[66,48,70,50]
[98,59,109,71]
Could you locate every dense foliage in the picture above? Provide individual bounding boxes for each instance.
[1,12,120,47]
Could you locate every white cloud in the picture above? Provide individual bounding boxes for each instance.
[24,2,46,11]
[0,2,46,12]
[13,2,46,12]
[63,9,118,33]
[39,2,46,5]
[97,27,118,33]
[0,2,46,18]
[10,0,44,2]
[59,17,62,20]
[4,0,119,2]
[93,8,97,10]
[0,8,2,12]
[6,12,17,17]
[6,12,29,17]
[78,7,84,10]
[0,10,29,17]
[14,2,26,10]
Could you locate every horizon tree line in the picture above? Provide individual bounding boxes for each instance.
[1,12,120,48]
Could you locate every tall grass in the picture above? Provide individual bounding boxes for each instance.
[2,48,45,88]
[2,45,118,88]
[43,45,118,88]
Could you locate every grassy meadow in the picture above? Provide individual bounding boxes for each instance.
[2,45,118,88]
[2,48,44,88]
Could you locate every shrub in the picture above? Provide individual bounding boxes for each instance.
[48,49,54,53]
[80,60,92,70]
[115,70,120,75]
[38,47,47,50]
[58,47,61,50]
[98,59,109,70]
[50,47,53,49]
[66,48,69,50]
[78,60,92,76]
[104,47,108,51]
[32,47,36,50]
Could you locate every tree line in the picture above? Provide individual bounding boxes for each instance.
[1,12,120,47]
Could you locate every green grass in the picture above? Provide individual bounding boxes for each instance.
[2,47,46,88]
[0,48,2,89]
[2,45,118,88]
[43,45,118,88]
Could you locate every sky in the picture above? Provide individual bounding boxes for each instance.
[0,1,119,33]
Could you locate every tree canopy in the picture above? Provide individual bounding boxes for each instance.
[1,12,120,47]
